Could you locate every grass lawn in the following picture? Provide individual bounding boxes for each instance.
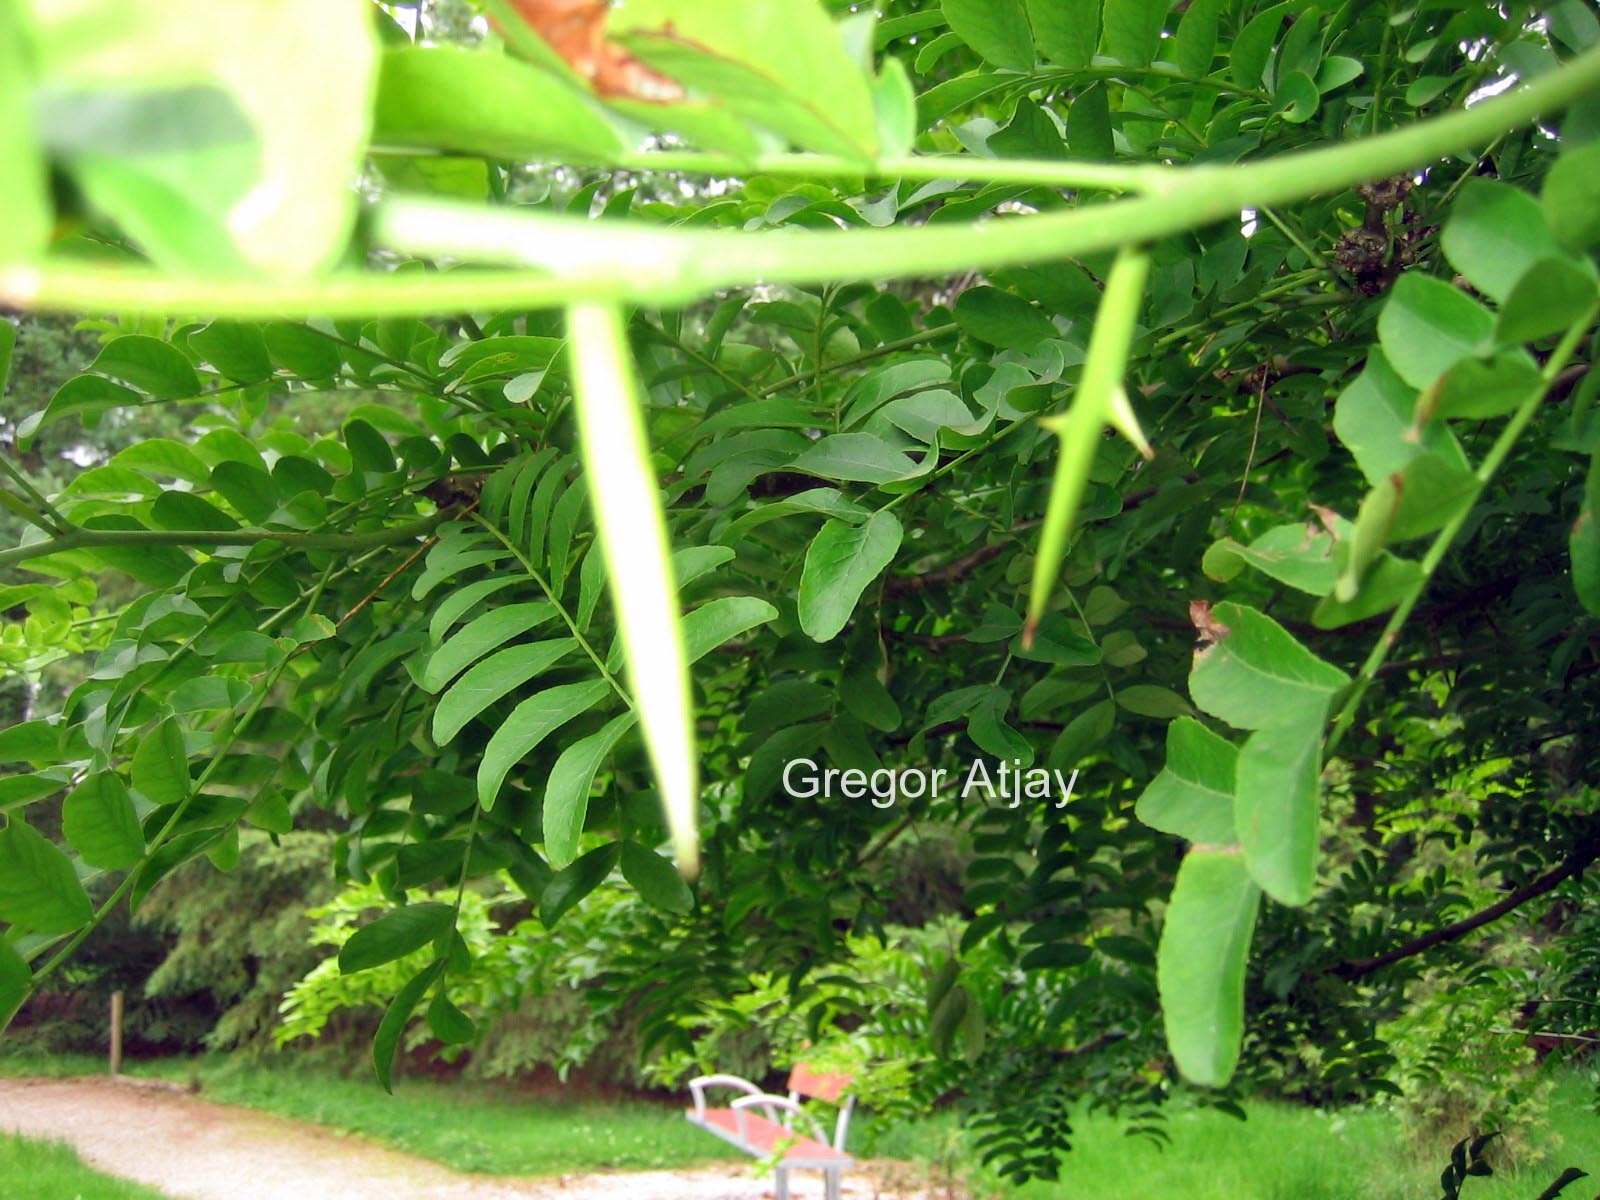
[2,1050,1595,1197]
[871,1070,1600,1200]
[0,1133,168,1200]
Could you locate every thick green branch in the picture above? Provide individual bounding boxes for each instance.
[3,45,1597,318]
[0,512,448,569]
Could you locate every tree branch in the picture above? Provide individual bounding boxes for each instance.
[0,512,447,569]
[1330,838,1600,982]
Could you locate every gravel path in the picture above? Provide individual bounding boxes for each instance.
[0,1076,934,1200]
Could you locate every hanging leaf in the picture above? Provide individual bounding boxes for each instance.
[1189,603,1349,730]
[477,680,612,810]
[1136,718,1239,846]
[431,638,578,744]
[374,961,444,1092]
[1157,848,1260,1087]
[340,902,455,974]
[798,511,904,642]
[61,773,145,870]
[0,819,93,936]
[544,712,637,870]
[620,841,695,913]
[1234,716,1326,905]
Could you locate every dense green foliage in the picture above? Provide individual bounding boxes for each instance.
[3,0,1600,1183]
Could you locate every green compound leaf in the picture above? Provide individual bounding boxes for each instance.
[1158,848,1261,1087]
[798,510,904,642]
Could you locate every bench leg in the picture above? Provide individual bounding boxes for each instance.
[773,1165,790,1200]
[825,1166,842,1200]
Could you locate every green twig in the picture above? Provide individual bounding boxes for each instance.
[0,512,447,569]
[5,44,1595,318]
[1325,301,1600,756]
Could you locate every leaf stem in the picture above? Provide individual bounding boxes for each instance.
[5,43,1596,318]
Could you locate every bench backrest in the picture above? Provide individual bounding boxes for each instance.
[787,1063,851,1104]
[787,1063,854,1150]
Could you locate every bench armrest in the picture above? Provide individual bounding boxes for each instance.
[687,1073,763,1120]
[730,1093,828,1144]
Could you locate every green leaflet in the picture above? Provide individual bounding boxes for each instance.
[1136,717,1238,845]
[544,712,638,870]
[1442,180,1562,303]
[374,960,444,1093]
[0,940,29,1034]
[1157,848,1261,1087]
[0,818,92,936]
[682,597,780,663]
[1102,0,1167,68]
[61,773,144,870]
[1234,715,1326,906]
[790,433,922,484]
[431,638,577,745]
[339,902,454,974]
[954,287,1057,352]
[477,680,612,811]
[541,843,621,928]
[30,0,377,277]
[374,47,624,165]
[944,0,1036,70]
[426,990,477,1045]
[420,603,558,692]
[1189,603,1349,730]
[620,841,695,914]
[86,335,202,399]
[1028,0,1100,69]
[1544,140,1600,251]
[1203,521,1340,596]
[0,0,49,264]
[798,511,904,642]
[613,0,881,160]
[1377,274,1494,390]
[131,719,191,807]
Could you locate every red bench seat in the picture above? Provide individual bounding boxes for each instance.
[687,1106,851,1168]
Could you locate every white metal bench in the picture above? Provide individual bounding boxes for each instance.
[685,1063,856,1200]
